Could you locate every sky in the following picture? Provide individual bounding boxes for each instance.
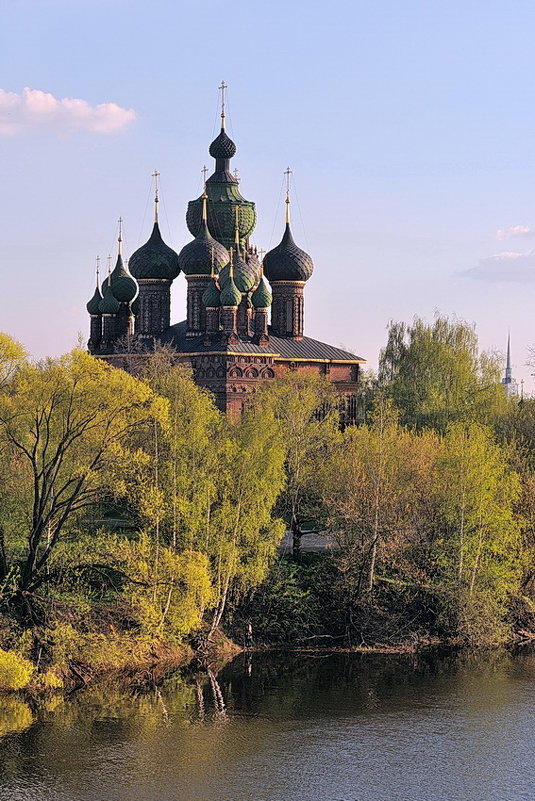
[1,0,534,391]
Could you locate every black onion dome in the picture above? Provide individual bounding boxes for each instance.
[209,129,237,160]
[99,279,121,314]
[86,284,103,315]
[109,254,138,303]
[177,220,229,277]
[129,222,180,281]
[263,223,314,282]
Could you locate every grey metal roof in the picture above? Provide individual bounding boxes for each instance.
[161,321,365,363]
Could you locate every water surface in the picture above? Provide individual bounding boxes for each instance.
[1,648,534,801]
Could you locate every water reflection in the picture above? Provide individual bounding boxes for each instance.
[0,647,534,801]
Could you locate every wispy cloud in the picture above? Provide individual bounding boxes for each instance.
[0,87,136,135]
[462,250,535,282]
[496,224,534,240]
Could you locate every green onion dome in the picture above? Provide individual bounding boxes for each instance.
[251,277,272,308]
[246,251,262,282]
[218,254,255,291]
[263,223,314,282]
[186,189,256,252]
[86,284,103,315]
[233,254,256,293]
[220,275,242,308]
[99,278,121,314]
[202,277,221,308]
[109,254,139,303]
[177,219,229,277]
[129,222,180,281]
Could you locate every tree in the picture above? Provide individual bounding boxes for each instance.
[255,372,340,559]
[432,422,522,641]
[379,315,506,430]
[0,350,163,623]
[320,395,416,598]
[207,406,286,634]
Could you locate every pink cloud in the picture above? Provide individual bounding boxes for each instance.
[496,224,534,240]
[0,87,136,135]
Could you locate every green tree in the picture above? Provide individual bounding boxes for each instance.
[255,372,340,559]
[432,422,522,641]
[0,350,163,623]
[379,315,506,430]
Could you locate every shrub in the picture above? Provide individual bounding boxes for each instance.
[0,648,34,691]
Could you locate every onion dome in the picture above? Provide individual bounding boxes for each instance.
[87,258,103,314]
[252,277,272,308]
[131,296,140,316]
[178,193,229,277]
[186,98,256,248]
[86,286,102,315]
[109,254,139,303]
[246,250,262,282]
[233,253,256,293]
[263,223,314,283]
[99,277,121,314]
[202,277,221,308]
[220,256,242,307]
[129,223,180,281]
[209,129,236,160]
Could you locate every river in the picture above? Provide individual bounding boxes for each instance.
[0,647,534,801]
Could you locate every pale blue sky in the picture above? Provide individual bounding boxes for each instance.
[1,0,534,390]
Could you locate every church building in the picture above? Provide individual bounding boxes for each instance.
[87,89,365,421]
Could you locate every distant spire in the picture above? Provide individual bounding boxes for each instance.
[202,164,208,187]
[107,254,112,285]
[152,170,160,223]
[95,255,100,287]
[502,330,518,396]
[229,246,234,278]
[202,189,208,223]
[284,166,292,225]
[210,245,215,278]
[118,217,123,257]
[219,80,228,130]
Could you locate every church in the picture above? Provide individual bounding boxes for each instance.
[87,88,365,421]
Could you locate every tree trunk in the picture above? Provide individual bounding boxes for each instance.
[0,526,7,582]
[291,516,302,562]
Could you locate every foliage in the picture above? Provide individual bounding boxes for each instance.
[0,647,34,690]
[0,347,163,621]
[379,315,506,430]
[254,371,340,557]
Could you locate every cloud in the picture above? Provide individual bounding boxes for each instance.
[462,250,535,282]
[0,87,136,135]
[496,224,534,240]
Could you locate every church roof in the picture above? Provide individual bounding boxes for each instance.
[161,321,365,363]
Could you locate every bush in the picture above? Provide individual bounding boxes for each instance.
[0,648,34,691]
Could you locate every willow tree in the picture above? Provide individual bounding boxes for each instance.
[320,395,419,598]
[207,407,286,635]
[379,315,506,430]
[433,422,521,641]
[0,350,163,623]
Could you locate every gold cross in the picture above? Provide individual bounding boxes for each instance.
[219,80,228,117]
